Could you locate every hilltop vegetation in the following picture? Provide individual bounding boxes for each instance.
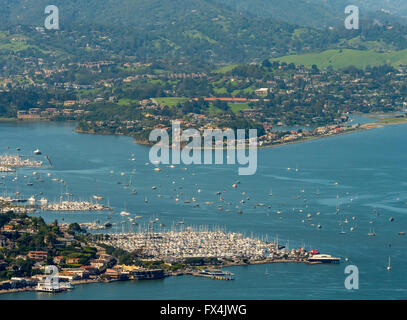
[0,0,407,67]
[220,0,407,27]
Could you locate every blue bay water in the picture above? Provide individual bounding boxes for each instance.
[0,120,406,299]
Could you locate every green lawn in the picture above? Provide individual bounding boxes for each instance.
[207,102,250,115]
[213,87,228,95]
[230,103,250,113]
[212,64,239,74]
[118,98,139,106]
[271,49,407,69]
[207,103,222,114]
[154,97,188,107]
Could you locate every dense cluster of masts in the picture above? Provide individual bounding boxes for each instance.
[0,155,43,168]
[99,227,282,260]
[42,200,111,211]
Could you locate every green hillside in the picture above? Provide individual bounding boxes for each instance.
[272,49,407,69]
[1,1,407,66]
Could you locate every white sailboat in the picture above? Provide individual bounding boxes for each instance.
[336,194,340,214]
[368,227,376,237]
[120,202,130,216]
[93,179,104,200]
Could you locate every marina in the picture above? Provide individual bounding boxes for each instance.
[0,155,45,169]
[0,196,111,212]
[99,228,315,262]
[0,121,406,299]
[42,201,111,212]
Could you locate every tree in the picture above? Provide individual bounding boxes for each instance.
[261,59,271,69]
[68,223,84,235]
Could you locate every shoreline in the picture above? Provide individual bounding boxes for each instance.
[75,114,407,150]
[258,121,385,150]
[3,112,406,151]
[0,259,323,296]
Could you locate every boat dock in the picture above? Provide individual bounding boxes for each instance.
[192,269,235,280]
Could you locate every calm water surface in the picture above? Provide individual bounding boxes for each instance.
[0,120,406,299]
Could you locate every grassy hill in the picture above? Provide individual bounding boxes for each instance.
[0,0,331,64]
[272,48,407,69]
[1,0,407,66]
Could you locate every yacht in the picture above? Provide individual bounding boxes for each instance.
[36,282,63,293]
[33,149,42,155]
[308,254,340,264]
[368,227,376,237]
